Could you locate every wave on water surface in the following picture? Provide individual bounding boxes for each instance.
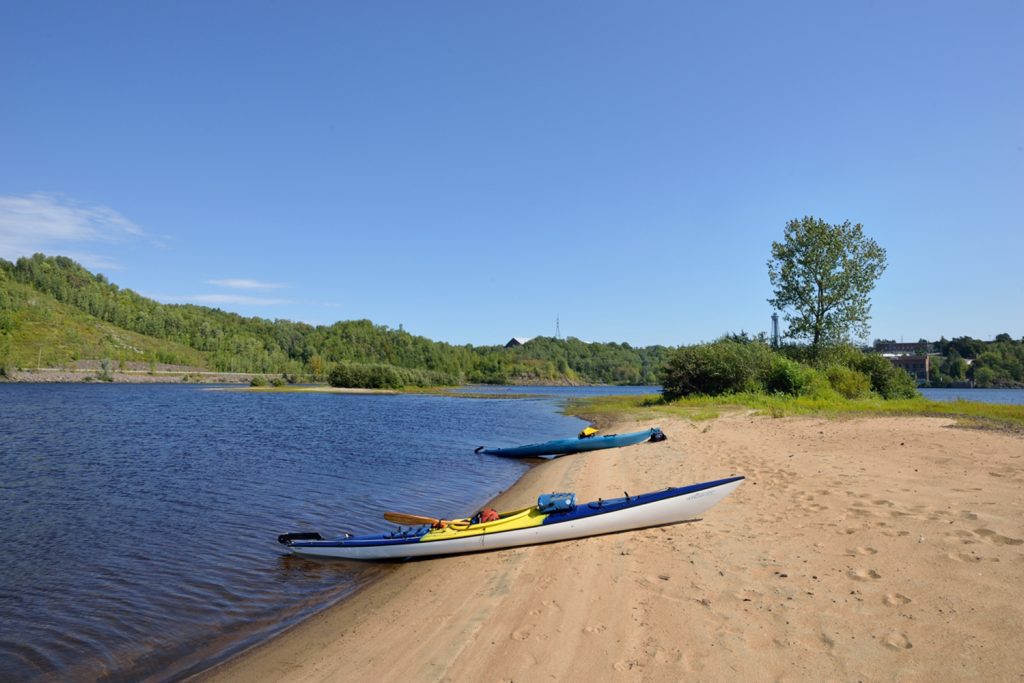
[0,384,612,681]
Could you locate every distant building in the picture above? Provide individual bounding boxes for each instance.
[887,354,930,384]
[874,341,933,355]
[505,337,532,348]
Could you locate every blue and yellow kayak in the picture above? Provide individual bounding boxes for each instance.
[278,476,743,560]
[475,427,665,458]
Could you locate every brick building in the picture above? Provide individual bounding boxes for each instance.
[886,354,930,384]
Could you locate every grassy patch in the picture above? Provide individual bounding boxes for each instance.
[567,392,1024,433]
[2,279,207,369]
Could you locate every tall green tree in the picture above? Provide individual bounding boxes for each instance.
[767,217,887,348]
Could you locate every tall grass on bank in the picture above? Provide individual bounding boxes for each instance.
[568,393,1024,432]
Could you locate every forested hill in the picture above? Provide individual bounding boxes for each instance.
[0,254,670,384]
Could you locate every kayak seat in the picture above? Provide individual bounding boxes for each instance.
[277,532,324,545]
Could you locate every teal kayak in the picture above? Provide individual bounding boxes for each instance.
[476,427,665,458]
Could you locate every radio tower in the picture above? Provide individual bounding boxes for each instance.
[556,315,561,340]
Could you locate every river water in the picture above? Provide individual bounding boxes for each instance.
[2,382,1014,680]
[0,384,652,681]
[918,387,1024,405]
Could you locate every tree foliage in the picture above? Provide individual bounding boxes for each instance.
[662,338,917,400]
[328,362,459,389]
[0,254,670,385]
[928,335,1024,388]
[661,339,775,399]
[768,217,887,348]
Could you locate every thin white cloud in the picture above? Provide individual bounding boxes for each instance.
[206,278,287,290]
[0,193,144,268]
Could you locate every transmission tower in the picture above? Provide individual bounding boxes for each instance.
[556,315,561,340]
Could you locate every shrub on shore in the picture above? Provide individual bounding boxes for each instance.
[327,362,460,389]
[824,364,872,399]
[662,339,918,401]
[851,352,918,399]
[764,355,814,395]
[661,339,773,399]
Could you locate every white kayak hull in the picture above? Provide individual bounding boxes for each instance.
[284,476,743,561]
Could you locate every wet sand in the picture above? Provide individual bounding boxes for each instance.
[200,412,1024,681]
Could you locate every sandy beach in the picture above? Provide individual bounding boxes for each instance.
[200,412,1023,682]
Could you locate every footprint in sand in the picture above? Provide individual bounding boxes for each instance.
[883,593,912,606]
[733,588,763,601]
[846,546,878,556]
[614,659,640,672]
[947,551,982,563]
[584,624,608,634]
[882,631,913,650]
[511,628,531,641]
[848,568,882,581]
[974,528,1024,546]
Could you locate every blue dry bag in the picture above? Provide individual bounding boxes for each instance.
[537,492,576,513]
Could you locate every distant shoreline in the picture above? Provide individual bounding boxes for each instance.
[1,368,252,384]
[1,368,659,391]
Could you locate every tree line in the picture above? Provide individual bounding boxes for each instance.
[930,335,1024,388]
[871,336,1024,387]
[5,232,1018,391]
[0,254,671,385]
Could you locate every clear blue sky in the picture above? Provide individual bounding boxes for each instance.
[2,2,1021,347]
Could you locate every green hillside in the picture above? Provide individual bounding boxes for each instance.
[0,275,207,369]
[0,254,671,384]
